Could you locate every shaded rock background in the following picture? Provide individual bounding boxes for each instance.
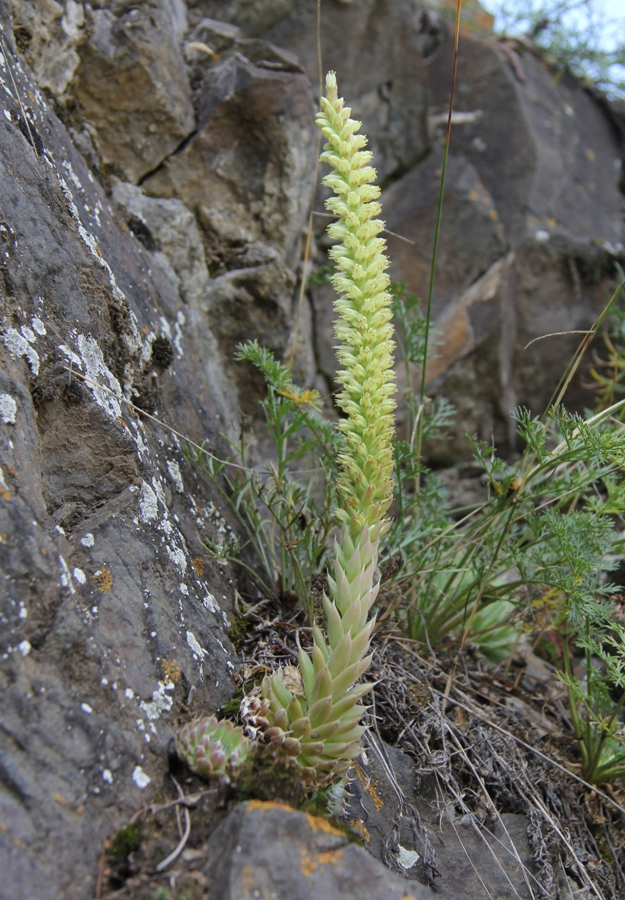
[1,0,624,898]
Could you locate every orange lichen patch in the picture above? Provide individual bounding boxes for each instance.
[93,567,113,593]
[247,799,295,814]
[6,464,17,478]
[317,850,343,866]
[300,849,316,878]
[241,865,254,887]
[161,659,181,683]
[192,557,204,576]
[305,812,342,837]
[350,818,370,842]
[300,847,344,877]
[0,490,9,502]
[354,764,384,812]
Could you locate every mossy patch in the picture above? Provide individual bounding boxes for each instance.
[108,822,142,861]
[226,613,250,650]
[221,684,244,720]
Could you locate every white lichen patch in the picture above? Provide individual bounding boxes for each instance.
[131,421,149,457]
[173,317,184,358]
[81,703,93,714]
[62,159,83,192]
[159,317,172,340]
[3,328,40,375]
[139,681,175,720]
[166,459,184,493]
[59,344,81,368]
[166,543,187,573]
[186,631,206,658]
[139,481,159,522]
[396,845,420,870]
[18,640,31,657]
[76,335,123,418]
[80,533,95,547]
[203,591,219,614]
[151,476,166,507]
[0,394,17,424]
[73,567,86,584]
[102,769,113,784]
[140,331,156,367]
[57,174,129,308]
[58,556,76,595]
[31,316,47,336]
[132,766,151,790]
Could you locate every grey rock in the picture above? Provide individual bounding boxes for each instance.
[383,152,507,321]
[347,741,536,900]
[111,179,211,307]
[70,1,195,183]
[420,32,624,457]
[428,34,624,246]
[203,799,438,900]
[188,0,294,37]
[144,53,317,269]
[8,0,85,96]
[192,0,429,183]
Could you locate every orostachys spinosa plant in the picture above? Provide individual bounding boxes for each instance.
[176,716,252,779]
[242,71,397,779]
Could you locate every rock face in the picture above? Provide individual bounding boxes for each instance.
[71,1,195,183]
[402,30,625,460]
[1,0,625,896]
[204,800,436,900]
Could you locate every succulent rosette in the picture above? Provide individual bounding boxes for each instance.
[175,715,252,779]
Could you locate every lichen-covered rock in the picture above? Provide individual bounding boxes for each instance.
[203,800,437,900]
[0,5,241,896]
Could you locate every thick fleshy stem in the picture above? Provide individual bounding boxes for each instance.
[244,72,396,777]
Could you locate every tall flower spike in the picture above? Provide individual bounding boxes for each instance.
[243,72,396,778]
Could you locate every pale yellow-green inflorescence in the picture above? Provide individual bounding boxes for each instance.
[321,71,396,543]
[242,72,396,779]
